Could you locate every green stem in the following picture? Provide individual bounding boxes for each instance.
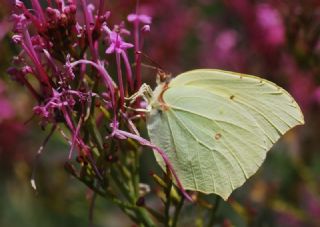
[110,167,155,226]
[164,177,173,226]
[110,167,133,203]
[77,175,135,210]
[83,103,154,225]
[172,196,184,227]
[87,116,104,151]
[88,193,97,227]
[132,149,140,198]
[135,208,156,227]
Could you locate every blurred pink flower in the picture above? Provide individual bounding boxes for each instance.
[0,20,11,41]
[255,3,285,47]
[299,186,320,225]
[198,27,244,70]
[224,1,285,56]
[127,13,152,24]
[313,87,320,105]
[0,99,13,121]
[215,30,238,51]
[281,55,316,112]
[275,211,304,227]
[0,81,14,122]
[223,0,252,21]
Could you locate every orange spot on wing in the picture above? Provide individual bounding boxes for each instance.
[214,133,222,140]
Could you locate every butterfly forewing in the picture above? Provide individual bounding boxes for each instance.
[169,69,304,146]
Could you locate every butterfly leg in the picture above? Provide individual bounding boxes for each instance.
[125,83,153,104]
[124,106,150,113]
[124,83,154,114]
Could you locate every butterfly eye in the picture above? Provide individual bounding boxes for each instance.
[157,69,171,83]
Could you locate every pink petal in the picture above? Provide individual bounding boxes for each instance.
[127,14,138,22]
[105,44,115,54]
[139,15,152,24]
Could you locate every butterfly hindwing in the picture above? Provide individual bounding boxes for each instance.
[147,69,304,200]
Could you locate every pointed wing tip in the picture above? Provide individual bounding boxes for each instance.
[294,115,305,127]
[213,192,230,201]
[296,106,305,126]
[299,112,305,125]
[299,119,305,125]
[220,194,230,201]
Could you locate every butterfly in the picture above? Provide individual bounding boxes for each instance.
[144,69,304,200]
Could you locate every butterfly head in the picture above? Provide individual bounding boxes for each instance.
[156,69,172,85]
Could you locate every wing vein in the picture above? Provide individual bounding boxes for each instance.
[170,105,266,149]
[167,111,204,190]
[169,110,235,192]
[171,108,249,180]
[199,83,301,128]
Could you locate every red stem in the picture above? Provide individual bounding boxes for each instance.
[116,52,125,110]
[133,19,142,90]
[31,0,46,24]
[121,51,134,91]
[80,0,98,62]
[22,29,52,94]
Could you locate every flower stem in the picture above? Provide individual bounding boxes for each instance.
[207,197,221,227]
[116,52,125,110]
[164,174,173,226]
[88,192,97,227]
[80,0,98,62]
[133,1,142,89]
[172,196,184,227]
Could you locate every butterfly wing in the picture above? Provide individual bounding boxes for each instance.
[147,69,304,200]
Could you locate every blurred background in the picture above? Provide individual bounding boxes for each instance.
[1,0,320,226]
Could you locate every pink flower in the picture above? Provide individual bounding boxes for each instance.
[12,34,22,43]
[103,25,134,54]
[255,3,285,47]
[33,105,51,120]
[141,24,151,33]
[63,55,76,80]
[14,0,24,8]
[0,81,14,122]
[127,13,152,24]
[11,13,29,32]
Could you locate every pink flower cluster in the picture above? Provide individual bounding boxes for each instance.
[8,0,191,200]
[8,0,147,146]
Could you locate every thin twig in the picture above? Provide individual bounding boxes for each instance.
[172,196,185,227]
[31,124,57,191]
[164,169,173,227]
[207,197,221,227]
[88,192,97,227]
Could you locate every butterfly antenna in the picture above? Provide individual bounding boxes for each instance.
[136,51,171,83]
[136,51,164,71]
